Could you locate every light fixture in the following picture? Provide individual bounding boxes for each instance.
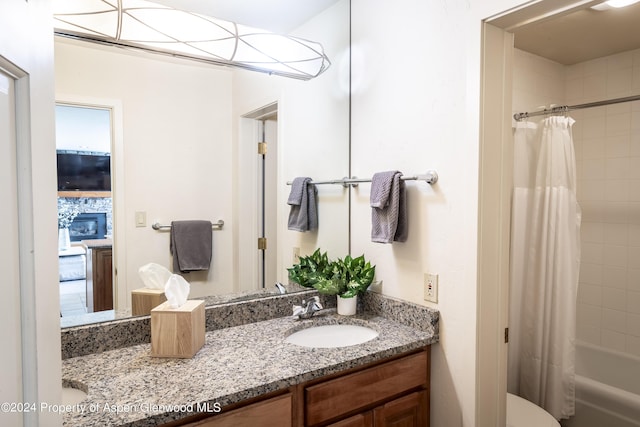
[591,0,640,11]
[52,0,331,80]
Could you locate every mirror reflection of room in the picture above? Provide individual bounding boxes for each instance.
[54,0,351,328]
[56,104,114,320]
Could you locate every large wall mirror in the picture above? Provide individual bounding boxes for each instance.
[56,0,351,328]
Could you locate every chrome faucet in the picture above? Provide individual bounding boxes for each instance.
[275,282,287,294]
[292,296,324,320]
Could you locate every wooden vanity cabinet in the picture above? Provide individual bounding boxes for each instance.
[170,346,430,427]
[84,241,113,312]
[326,390,427,427]
[306,348,429,427]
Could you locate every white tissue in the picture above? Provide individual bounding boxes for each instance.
[164,274,190,309]
[138,263,172,290]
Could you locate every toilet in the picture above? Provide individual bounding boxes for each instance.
[506,393,560,427]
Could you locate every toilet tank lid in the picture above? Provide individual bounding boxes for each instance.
[506,393,560,427]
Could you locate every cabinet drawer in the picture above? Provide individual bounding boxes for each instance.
[189,394,292,427]
[305,351,428,426]
[327,412,372,427]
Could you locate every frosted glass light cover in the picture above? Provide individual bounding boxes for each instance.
[53,0,331,80]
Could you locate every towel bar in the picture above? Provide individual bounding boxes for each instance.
[286,170,438,187]
[151,220,224,231]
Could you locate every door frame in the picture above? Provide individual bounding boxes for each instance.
[477,1,596,425]
[55,95,126,310]
[477,22,514,427]
[0,55,38,427]
[238,101,279,291]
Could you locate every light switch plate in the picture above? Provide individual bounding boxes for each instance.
[135,211,146,227]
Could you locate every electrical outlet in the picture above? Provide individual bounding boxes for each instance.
[292,247,301,264]
[424,273,438,303]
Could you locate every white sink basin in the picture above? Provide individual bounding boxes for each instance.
[62,387,87,405]
[286,324,378,348]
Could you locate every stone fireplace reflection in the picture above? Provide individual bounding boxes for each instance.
[69,212,107,241]
[58,199,113,321]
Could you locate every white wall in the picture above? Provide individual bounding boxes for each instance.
[513,47,640,359]
[0,0,574,426]
[54,0,351,306]
[55,40,235,306]
[0,0,61,426]
[55,105,111,152]
[232,0,351,288]
[512,49,566,120]
[351,2,477,424]
[351,1,536,426]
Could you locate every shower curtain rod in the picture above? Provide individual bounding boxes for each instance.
[513,94,640,121]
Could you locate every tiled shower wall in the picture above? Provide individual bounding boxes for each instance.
[513,48,640,358]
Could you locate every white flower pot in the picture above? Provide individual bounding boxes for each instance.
[58,228,71,251]
[337,295,357,316]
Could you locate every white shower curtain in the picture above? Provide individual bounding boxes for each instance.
[508,116,581,420]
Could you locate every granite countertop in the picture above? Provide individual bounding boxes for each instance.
[82,238,112,249]
[62,311,437,426]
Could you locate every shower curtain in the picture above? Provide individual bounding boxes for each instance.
[508,116,581,420]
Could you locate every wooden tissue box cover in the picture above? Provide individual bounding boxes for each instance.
[131,288,167,316]
[151,300,205,358]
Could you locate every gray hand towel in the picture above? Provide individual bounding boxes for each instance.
[370,171,407,243]
[170,220,212,273]
[287,177,318,232]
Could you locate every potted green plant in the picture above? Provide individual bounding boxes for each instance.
[310,254,376,315]
[337,254,376,315]
[287,249,331,289]
[288,250,376,315]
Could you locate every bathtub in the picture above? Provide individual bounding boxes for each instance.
[562,341,640,427]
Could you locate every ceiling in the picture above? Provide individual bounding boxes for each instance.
[512,2,640,64]
[133,1,640,66]
[152,0,341,34]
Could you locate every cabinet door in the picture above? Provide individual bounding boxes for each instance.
[328,412,373,427]
[187,394,291,427]
[373,390,428,427]
[93,248,113,311]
